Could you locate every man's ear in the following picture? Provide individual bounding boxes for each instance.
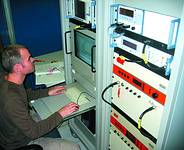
[13,63,23,73]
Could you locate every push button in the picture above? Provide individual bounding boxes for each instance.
[117,57,125,65]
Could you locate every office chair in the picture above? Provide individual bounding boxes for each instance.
[0,144,43,150]
[15,144,43,150]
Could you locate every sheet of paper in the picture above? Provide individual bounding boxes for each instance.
[34,51,65,87]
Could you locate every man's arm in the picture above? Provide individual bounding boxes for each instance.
[26,88,49,102]
[6,97,77,139]
[26,85,65,102]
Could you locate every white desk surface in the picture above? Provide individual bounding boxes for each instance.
[34,50,65,87]
[34,50,64,65]
[31,82,96,121]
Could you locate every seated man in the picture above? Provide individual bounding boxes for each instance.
[0,44,80,150]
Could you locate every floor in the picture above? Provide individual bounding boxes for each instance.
[58,121,88,150]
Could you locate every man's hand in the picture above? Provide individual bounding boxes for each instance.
[58,102,79,118]
[48,86,65,96]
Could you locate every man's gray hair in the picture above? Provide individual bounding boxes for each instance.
[1,44,27,73]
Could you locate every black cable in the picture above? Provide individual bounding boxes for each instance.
[125,58,165,70]
[141,40,150,65]
[112,23,130,34]
[138,106,156,140]
[76,91,94,105]
[141,40,165,70]
[101,81,120,105]
[145,62,165,70]
[125,58,142,63]
[142,40,150,54]
[139,106,155,120]
[76,92,86,105]
[122,40,153,68]
[139,129,156,142]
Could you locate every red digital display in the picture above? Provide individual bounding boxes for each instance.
[111,116,148,150]
[119,8,134,18]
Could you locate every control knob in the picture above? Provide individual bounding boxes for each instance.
[152,93,158,99]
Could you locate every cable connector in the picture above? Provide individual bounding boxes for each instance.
[74,25,81,29]
[141,40,150,64]
[114,23,130,34]
[141,53,148,64]
[138,118,142,129]
[138,106,155,130]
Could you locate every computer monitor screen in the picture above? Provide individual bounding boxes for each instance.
[75,0,85,20]
[74,30,96,67]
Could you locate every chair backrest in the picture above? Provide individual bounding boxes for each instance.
[0,144,43,150]
[0,36,5,74]
[0,35,3,51]
[15,144,43,150]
